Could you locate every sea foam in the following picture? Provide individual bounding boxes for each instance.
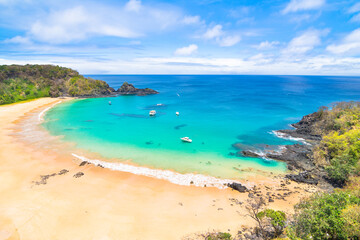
[72,153,246,189]
[38,100,62,122]
[271,130,310,145]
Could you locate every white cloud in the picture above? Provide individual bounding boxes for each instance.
[174,44,198,55]
[282,0,325,14]
[3,36,31,45]
[327,28,360,54]
[125,0,141,12]
[203,25,223,39]
[348,2,360,13]
[28,6,139,44]
[248,53,274,64]
[7,2,183,44]
[255,41,280,50]
[219,35,241,47]
[350,13,360,22]
[3,54,360,75]
[182,15,202,25]
[282,30,322,55]
[202,25,240,47]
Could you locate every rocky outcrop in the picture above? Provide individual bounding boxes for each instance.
[266,144,315,171]
[285,171,319,185]
[227,182,248,193]
[235,110,336,189]
[241,150,262,158]
[117,82,158,96]
[277,112,322,141]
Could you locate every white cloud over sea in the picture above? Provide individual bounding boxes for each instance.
[1,0,360,75]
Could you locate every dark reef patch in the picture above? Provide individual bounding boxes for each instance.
[174,124,187,130]
[110,113,147,119]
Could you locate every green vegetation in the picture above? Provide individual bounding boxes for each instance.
[0,64,113,105]
[205,232,232,240]
[285,103,360,239]
[312,102,360,185]
[288,177,360,240]
[257,209,286,238]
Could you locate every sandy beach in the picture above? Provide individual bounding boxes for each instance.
[0,98,316,240]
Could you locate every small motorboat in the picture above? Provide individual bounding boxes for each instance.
[149,110,156,116]
[181,137,192,143]
[176,112,179,116]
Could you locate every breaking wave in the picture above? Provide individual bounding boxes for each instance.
[72,153,249,189]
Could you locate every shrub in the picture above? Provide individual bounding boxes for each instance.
[205,232,232,240]
[257,209,286,237]
[290,191,360,240]
[341,204,360,238]
[325,156,354,186]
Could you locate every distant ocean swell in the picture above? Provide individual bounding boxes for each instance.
[71,153,247,189]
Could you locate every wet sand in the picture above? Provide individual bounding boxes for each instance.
[0,98,315,240]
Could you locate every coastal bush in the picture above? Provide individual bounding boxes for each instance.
[216,232,232,240]
[0,78,50,104]
[289,191,360,240]
[257,209,286,237]
[312,102,360,184]
[205,232,232,240]
[325,156,354,186]
[0,64,112,104]
[341,204,360,238]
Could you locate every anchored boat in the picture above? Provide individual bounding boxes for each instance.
[149,110,156,116]
[180,137,192,143]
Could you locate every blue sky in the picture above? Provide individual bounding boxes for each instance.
[1,0,360,75]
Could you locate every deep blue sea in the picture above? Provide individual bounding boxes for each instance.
[43,75,360,179]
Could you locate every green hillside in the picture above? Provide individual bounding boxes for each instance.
[0,64,113,105]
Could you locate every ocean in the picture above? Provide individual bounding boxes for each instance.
[42,75,360,180]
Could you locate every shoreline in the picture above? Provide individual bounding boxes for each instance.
[0,98,318,239]
[72,153,244,189]
[37,97,248,189]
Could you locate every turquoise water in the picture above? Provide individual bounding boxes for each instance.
[43,75,360,179]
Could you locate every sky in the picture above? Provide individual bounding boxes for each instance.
[1,0,360,75]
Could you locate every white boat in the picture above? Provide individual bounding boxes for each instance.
[176,112,179,116]
[180,137,192,143]
[149,110,156,116]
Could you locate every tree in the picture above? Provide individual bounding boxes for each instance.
[257,209,286,237]
[245,197,267,238]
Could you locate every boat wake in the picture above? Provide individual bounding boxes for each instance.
[71,153,246,189]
